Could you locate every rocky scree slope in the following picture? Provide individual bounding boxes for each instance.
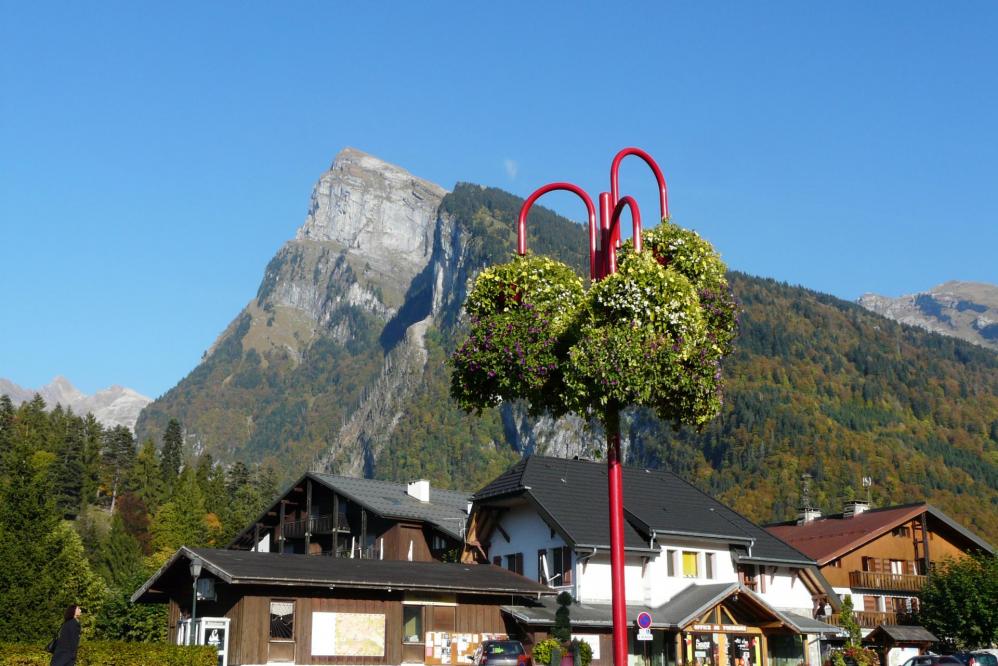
[136,150,998,543]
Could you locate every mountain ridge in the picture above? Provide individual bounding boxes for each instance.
[0,376,151,430]
[135,149,998,544]
[858,281,998,352]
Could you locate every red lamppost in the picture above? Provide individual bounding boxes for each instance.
[516,147,669,666]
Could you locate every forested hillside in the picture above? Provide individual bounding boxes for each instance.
[136,174,998,546]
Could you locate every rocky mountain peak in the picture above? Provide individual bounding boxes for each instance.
[0,376,152,431]
[858,280,998,352]
[295,147,448,284]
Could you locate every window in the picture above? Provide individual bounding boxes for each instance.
[667,550,676,577]
[551,546,572,586]
[892,526,911,538]
[506,553,523,575]
[890,560,904,575]
[682,551,699,578]
[743,565,758,591]
[538,550,547,583]
[402,606,423,644]
[269,600,295,640]
[705,553,715,579]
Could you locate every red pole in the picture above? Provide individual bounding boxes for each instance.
[607,424,628,666]
[516,182,597,280]
[610,147,669,221]
[515,148,664,666]
[606,195,642,274]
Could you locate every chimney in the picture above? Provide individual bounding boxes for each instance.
[843,500,870,518]
[797,508,822,524]
[407,479,431,503]
[797,473,820,523]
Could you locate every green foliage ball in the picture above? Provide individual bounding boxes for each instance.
[451,255,584,416]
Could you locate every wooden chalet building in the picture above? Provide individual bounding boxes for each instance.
[134,475,552,665]
[133,546,553,666]
[766,501,993,631]
[228,473,470,562]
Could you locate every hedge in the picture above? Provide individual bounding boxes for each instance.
[0,641,217,666]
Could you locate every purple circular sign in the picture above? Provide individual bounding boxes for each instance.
[636,612,652,629]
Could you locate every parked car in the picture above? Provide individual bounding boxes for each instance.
[470,640,528,666]
[900,656,963,666]
[952,653,998,666]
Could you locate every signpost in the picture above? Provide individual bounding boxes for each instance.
[637,612,653,641]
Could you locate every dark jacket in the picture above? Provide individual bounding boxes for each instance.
[50,618,81,666]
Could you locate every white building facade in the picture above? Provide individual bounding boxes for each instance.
[466,456,843,666]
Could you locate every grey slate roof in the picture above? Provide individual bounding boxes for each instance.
[133,547,554,603]
[778,612,846,637]
[866,625,938,643]
[309,472,471,539]
[501,583,842,634]
[474,456,814,565]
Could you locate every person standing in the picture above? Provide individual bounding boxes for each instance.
[50,604,81,666]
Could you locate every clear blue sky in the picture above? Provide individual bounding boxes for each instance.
[2,2,996,398]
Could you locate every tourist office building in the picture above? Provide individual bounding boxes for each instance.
[463,457,844,666]
[135,459,845,666]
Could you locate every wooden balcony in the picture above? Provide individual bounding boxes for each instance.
[826,611,899,629]
[281,514,349,539]
[849,570,926,593]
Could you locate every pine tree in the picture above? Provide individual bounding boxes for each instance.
[53,414,85,518]
[149,467,221,559]
[127,438,165,511]
[838,595,861,647]
[80,414,104,504]
[159,419,184,492]
[0,418,106,641]
[102,425,135,514]
[92,514,144,587]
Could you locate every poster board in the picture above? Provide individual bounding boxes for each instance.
[422,632,508,665]
[311,612,386,657]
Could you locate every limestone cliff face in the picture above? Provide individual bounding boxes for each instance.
[137,149,597,478]
[297,148,446,287]
[858,281,998,352]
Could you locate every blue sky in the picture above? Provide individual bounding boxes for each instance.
[2,2,996,398]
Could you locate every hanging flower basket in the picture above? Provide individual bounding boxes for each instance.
[451,221,738,428]
[451,254,584,415]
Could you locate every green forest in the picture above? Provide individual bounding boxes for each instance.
[135,182,998,546]
[0,397,277,643]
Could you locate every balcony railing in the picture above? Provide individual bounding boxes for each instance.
[826,611,899,628]
[281,514,348,539]
[849,570,926,593]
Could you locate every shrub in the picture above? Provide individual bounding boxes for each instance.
[0,641,217,666]
[531,638,563,666]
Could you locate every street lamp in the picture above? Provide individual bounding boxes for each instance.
[515,147,667,666]
[189,556,203,646]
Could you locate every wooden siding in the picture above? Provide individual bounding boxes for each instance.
[171,584,521,666]
[819,516,970,588]
[381,522,434,562]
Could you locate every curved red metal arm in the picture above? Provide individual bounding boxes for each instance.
[606,196,642,274]
[517,182,598,279]
[609,147,669,221]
